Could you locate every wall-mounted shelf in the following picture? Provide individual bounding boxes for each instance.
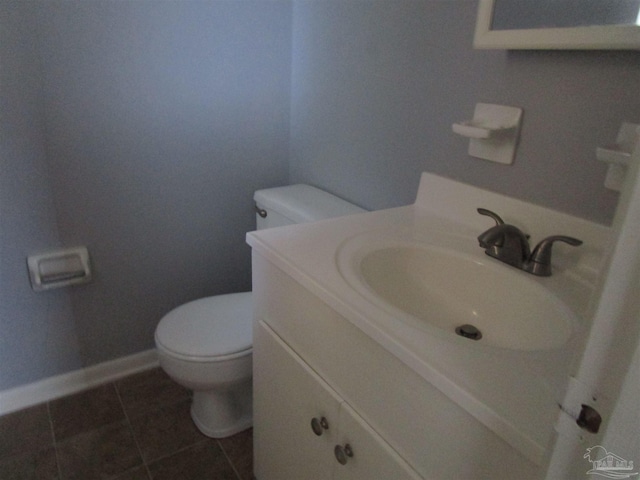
[596,123,639,192]
[452,103,523,165]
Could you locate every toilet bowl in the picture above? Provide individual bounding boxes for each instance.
[154,184,365,438]
[155,292,253,438]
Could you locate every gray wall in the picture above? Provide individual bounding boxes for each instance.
[1,1,82,389]
[289,1,640,223]
[0,0,291,390]
[1,0,640,393]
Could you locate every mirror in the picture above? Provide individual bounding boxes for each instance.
[474,0,640,50]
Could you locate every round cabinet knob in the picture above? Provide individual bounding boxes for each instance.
[310,417,329,436]
[254,205,267,218]
[334,444,354,465]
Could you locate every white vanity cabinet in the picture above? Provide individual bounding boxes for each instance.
[248,172,612,479]
[251,251,543,480]
[254,319,421,480]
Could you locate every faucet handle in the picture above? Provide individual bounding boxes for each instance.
[477,209,506,250]
[527,235,583,276]
[477,208,504,226]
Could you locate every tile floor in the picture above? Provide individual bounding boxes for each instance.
[0,368,253,480]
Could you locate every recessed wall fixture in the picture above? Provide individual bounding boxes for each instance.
[27,246,92,291]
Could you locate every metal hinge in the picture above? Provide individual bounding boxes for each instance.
[557,377,604,437]
[559,403,602,434]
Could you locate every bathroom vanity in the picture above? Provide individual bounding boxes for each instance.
[247,173,610,479]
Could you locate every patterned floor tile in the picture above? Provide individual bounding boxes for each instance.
[115,368,190,420]
[56,420,142,480]
[0,369,253,479]
[0,446,59,480]
[147,439,237,480]
[49,384,125,441]
[129,399,204,463]
[0,403,53,460]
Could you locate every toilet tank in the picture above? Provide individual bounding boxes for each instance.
[254,184,365,230]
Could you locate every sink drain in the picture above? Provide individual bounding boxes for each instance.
[455,324,482,341]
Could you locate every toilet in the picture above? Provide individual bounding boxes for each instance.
[154,184,364,438]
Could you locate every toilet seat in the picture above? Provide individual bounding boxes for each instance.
[155,292,252,362]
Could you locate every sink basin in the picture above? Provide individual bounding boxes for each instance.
[338,234,578,351]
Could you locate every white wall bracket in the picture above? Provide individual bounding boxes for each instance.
[596,122,640,192]
[453,103,523,165]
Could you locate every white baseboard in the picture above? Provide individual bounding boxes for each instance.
[0,349,159,416]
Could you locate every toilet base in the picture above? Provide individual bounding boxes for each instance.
[190,382,253,438]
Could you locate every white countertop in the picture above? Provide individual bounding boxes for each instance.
[246,173,611,465]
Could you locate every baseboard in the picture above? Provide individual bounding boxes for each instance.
[0,349,159,416]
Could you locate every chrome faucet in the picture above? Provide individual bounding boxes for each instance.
[476,208,582,276]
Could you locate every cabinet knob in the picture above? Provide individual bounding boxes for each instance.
[334,444,354,465]
[310,416,329,436]
[254,205,267,218]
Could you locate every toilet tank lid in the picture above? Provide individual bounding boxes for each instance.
[254,184,365,224]
[155,292,252,360]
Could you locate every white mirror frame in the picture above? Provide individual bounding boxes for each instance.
[474,0,640,50]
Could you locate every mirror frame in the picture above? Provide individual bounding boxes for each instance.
[474,0,640,50]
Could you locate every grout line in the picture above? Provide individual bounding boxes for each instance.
[217,438,243,480]
[113,375,210,476]
[145,436,210,465]
[45,401,64,480]
[114,380,153,480]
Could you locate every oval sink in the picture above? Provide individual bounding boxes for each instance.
[339,238,578,351]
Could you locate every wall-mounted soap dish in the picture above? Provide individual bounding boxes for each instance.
[596,122,639,192]
[453,103,523,165]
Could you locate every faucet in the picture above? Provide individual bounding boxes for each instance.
[476,208,582,276]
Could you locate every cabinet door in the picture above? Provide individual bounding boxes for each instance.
[254,320,342,480]
[332,402,423,480]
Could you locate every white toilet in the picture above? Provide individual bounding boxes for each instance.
[154,184,364,438]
